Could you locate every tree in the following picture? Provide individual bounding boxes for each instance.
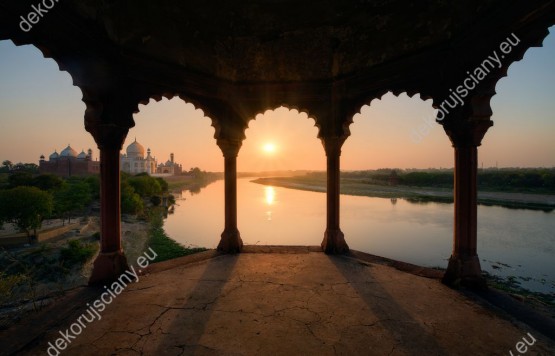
[32,174,64,192]
[8,171,33,188]
[128,175,162,197]
[121,183,143,214]
[0,190,7,229]
[84,175,100,199]
[189,167,202,177]
[12,163,39,174]
[2,160,12,172]
[0,186,53,240]
[54,181,92,224]
[155,177,169,193]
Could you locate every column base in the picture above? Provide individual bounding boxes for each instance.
[217,229,243,253]
[442,254,486,289]
[321,229,349,254]
[89,251,129,286]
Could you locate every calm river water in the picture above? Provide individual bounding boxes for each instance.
[164,178,555,294]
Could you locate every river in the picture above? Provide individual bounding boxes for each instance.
[164,178,555,294]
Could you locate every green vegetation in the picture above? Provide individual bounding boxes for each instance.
[0,186,53,238]
[0,161,205,324]
[483,272,555,314]
[164,168,222,194]
[0,272,26,306]
[128,174,162,196]
[0,161,38,175]
[59,239,97,267]
[253,168,555,210]
[147,210,206,263]
[334,168,555,193]
[0,174,97,232]
[121,179,144,215]
[120,172,175,215]
[0,239,98,310]
[0,167,178,227]
[54,179,93,225]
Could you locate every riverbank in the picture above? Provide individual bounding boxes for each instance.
[0,209,207,330]
[146,210,207,263]
[163,174,222,194]
[252,176,555,210]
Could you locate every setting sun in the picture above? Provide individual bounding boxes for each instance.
[262,143,276,154]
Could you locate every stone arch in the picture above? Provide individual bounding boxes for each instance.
[239,106,325,172]
[244,105,321,139]
[343,91,446,169]
[345,89,436,133]
[134,92,226,143]
[0,40,96,155]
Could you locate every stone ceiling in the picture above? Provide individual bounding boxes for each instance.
[66,0,475,82]
[0,0,554,131]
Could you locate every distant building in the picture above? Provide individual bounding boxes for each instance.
[120,138,182,176]
[156,153,183,175]
[39,145,100,177]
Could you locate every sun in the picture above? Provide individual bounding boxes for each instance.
[262,143,276,154]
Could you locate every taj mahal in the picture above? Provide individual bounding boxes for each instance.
[120,139,182,176]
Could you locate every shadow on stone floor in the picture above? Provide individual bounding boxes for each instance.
[327,255,446,354]
[154,254,240,355]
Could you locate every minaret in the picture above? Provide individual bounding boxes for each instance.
[146,148,152,174]
[170,153,174,164]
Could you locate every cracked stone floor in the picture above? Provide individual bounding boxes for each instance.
[5,248,555,355]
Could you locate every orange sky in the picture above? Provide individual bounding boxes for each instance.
[1,29,554,172]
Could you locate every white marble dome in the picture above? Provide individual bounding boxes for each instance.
[126,139,145,159]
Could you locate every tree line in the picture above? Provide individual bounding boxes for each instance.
[0,168,174,239]
[303,168,555,193]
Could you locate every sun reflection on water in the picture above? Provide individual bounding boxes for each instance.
[264,186,275,221]
[265,186,275,205]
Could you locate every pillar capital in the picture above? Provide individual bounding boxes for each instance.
[86,123,130,151]
[320,135,347,157]
[441,119,493,148]
[217,138,243,158]
[83,90,137,150]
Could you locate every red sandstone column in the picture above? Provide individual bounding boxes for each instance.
[321,136,349,254]
[442,120,492,287]
[89,128,129,285]
[217,139,243,253]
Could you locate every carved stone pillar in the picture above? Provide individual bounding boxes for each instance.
[88,124,130,285]
[84,94,135,285]
[320,136,349,254]
[441,119,493,287]
[216,138,243,253]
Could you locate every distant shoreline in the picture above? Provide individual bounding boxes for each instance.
[251,177,555,211]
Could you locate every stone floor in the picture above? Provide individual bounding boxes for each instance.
[5,247,555,355]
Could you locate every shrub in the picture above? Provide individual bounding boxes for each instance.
[59,240,97,267]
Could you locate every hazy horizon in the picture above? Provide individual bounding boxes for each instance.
[1,26,554,171]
